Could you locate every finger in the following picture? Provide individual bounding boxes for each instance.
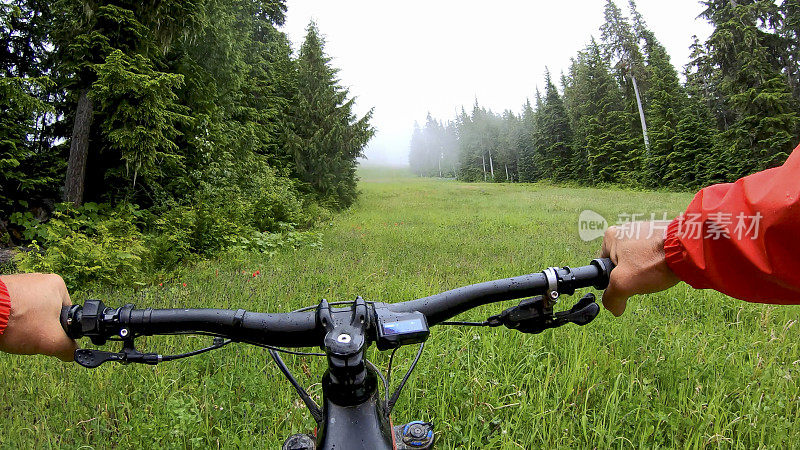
[38,329,78,362]
[601,268,632,317]
[57,340,78,362]
[601,284,627,316]
[600,226,618,260]
[47,274,72,307]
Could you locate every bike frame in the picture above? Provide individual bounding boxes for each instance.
[318,367,395,449]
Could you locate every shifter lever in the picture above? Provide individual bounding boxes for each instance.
[73,340,161,368]
[488,293,600,334]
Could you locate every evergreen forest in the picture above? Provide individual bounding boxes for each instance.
[409,0,800,190]
[1,0,373,287]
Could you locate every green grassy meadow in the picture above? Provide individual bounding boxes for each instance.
[2,168,800,448]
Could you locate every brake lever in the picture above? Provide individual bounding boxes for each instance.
[488,293,600,334]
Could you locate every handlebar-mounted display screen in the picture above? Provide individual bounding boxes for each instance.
[375,309,429,350]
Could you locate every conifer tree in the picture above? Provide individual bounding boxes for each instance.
[409,122,426,175]
[538,69,577,182]
[518,90,544,182]
[0,1,62,216]
[632,17,689,187]
[497,110,521,181]
[52,0,205,204]
[601,0,649,166]
[702,0,800,175]
[779,0,800,102]
[515,99,536,182]
[442,121,459,177]
[672,66,718,189]
[562,63,590,184]
[568,40,637,184]
[284,22,375,208]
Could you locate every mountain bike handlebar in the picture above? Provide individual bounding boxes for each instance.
[60,258,614,449]
[389,257,613,324]
[60,258,614,350]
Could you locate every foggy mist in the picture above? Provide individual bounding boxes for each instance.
[282,0,713,167]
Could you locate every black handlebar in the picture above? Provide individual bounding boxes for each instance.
[61,258,614,349]
[61,302,319,347]
[389,258,614,325]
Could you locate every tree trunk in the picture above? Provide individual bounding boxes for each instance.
[630,73,650,155]
[64,89,94,205]
[786,63,799,103]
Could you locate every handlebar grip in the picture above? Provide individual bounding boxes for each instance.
[60,305,71,333]
[61,304,84,339]
[555,258,615,295]
[590,257,615,290]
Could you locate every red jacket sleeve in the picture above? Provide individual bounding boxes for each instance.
[663,144,800,304]
[0,278,11,334]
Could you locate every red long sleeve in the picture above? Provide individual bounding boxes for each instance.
[664,144,800,304]
[0,278,11,334]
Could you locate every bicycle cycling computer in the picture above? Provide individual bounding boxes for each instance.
[374,309,429,350]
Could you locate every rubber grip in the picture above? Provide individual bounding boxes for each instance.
[60,305,71,332]
[60,304,83,339]
[590,257,616,290]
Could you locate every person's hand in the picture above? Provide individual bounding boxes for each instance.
[0,273,77,361]
[599,221,681,316]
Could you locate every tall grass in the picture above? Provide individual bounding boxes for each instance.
[2,168,798,448]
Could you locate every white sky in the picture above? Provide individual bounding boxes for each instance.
[283,0,713,167]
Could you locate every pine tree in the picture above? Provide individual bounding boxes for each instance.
[442,121,459,177]
[409,121,425,175]
[780,0,800,102]
[497,110,521,181]
[0,1,62,217]
[601,0,649,167]
[567,39,637,184]
[455,106,481,181]
[90,50,187,189]
[51,0,205,204]
[0,77,59,218]
[456,101,498,181]
[538,69,577,182]
[425,113,446,177]
[408,113,455,177]
[409,0,800,189]
[514,99,536,182]
[284,22,375,208]
[634,21,689,187]
[672,67,718,189]
[518,90,544,182]
[562,63,591,184]
[702,0,800,175]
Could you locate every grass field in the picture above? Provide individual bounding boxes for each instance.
[3,168,800,448]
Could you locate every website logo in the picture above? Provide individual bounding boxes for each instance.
[578,210,608,242]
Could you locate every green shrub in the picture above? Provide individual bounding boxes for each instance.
[10,151,329,287]
[295,201,333,229]
[251,183,303,233]
[234,228,322,256]
[14,203,145,290]
[142,205,197,272]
